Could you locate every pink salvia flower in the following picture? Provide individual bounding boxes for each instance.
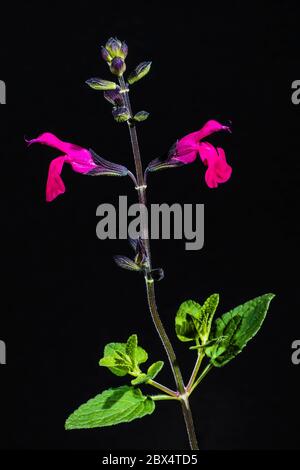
[174,120,232,188]
[26,133,98,201]
[27,132,129,201]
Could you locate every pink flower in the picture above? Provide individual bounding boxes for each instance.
[174,120,232,188]
[26,132,128,201]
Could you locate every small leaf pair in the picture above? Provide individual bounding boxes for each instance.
[99,334,148,377]
[65,333,162,431]
[114,238,164,281]
[99,334,164,385]
[131,361,164,385]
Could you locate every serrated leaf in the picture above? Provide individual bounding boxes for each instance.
[126,334,138,365]
[86,78,117,91]
[128,61,152,85]
[134,111,150,122]
[99,356,129,376]
[147,361,164,380]
[99,340,148,376]
[206,294,275,367]
[131,373,148,385]
[175,295,219,344]
[197,294,219,343]
[175,300,202,342]
[65,385,155,430]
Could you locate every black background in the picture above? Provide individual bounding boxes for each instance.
[0,0,299,450]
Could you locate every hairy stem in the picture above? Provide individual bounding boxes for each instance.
[119,75,199,450]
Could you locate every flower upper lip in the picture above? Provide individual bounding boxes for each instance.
[172,120,232,188]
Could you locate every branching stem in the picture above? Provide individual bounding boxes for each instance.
[190,363,213,394]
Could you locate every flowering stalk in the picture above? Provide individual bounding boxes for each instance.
[118,74,199,449]
[27,36,275,451]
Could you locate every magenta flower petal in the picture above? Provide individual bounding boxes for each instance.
[174,120,231,165]
[178,120,231,148]
[175,147,199,164]
[67,148,97,174]
[26,132,71,153]
[198,142,232,188]
[46,156,67,202]
[27,132,129,201]
[27,133,97,201]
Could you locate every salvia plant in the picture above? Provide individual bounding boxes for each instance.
[27,36,275,449]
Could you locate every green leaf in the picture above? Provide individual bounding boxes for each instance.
[147,361,164,380]
[99,343,130,376]
[131,373,148,385]
[130,361,164,385]
[99,338,148,376]
[128,61,152,85]
[175,300,201,342]
[134,111,150,122]
[86,78,117,91]
[206,293,275,367]
[175,295,219,344]
[65,385,155,430]
[126,334,138,366]
[197,294,219,343]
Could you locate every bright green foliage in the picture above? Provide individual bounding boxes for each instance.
[147,361,164,380]
[131,373,149,385]
[65,385,155,430]
[175,300,202,342]
[130,360,164,386]
[206,294,275,367]
[99,334,148,377]
[175,294,219,345]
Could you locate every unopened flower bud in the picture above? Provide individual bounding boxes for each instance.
[85,78,117,91]
[134,110,150,122]
[110,57,126,76]
[128,61,152,85]
[120,42,128,59]
[112,106,130,123]
[103,86,124,106]
[105,37,123,58]
[101,46,112,63]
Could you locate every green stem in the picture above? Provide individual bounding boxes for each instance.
[190,363,213,394]
[119,75,199,450]
[145,279,185,394]
[186,352,204,392]
[147,379,178,398]
[152,394,179,401]
[180,399,199,450]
